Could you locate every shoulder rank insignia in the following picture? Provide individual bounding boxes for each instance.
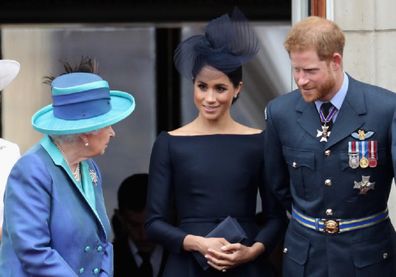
[351,129,374,140]
[353,175,375,194]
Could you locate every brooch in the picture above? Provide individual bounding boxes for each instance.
[89,169,98,186]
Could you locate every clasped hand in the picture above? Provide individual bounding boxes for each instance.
[201,237,258,272]
[183,235,264,272]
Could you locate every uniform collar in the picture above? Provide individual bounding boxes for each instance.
[315,72,349,111]
[40,135,97,211]
[40,135,68,169]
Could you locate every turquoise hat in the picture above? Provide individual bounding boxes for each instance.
[32,72,135,135]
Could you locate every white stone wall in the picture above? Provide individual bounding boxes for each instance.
[334,0,396,223]
[2,28,53,152]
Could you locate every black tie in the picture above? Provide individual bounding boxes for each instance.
[139,251,153,277]
[320,102,334,130]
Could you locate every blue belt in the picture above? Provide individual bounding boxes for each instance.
[292,207,388,234]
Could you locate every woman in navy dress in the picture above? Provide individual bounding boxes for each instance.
[145,9,286,276]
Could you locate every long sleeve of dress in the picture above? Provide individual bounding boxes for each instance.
[145,132,188,254]
[254,153,288,254]
[392,109,396,178]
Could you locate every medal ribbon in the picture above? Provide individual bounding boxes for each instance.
[319,104,337,125]
[348,141,357,154]
[359,141,368,164]
[348,141,360,169]
[369,141,377,159]
[368,140,378,167]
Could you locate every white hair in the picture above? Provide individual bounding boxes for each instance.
[50,130,99,144]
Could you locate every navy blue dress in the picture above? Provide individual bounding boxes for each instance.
[146,131,285,277]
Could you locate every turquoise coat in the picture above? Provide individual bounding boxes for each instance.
[0,136,113,276]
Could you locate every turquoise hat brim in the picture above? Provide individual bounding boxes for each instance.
[32,90,135,135]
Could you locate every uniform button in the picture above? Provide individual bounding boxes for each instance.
[97,245,103,252]
[383,252,389,259]
[79,267,85,274]
[93,268,100,274]
[292,162,297,168]
[324,149,331,156]
[283,247,288,254]
[84,246,91,252]
[326,209,333,216]
[324,179,332,187]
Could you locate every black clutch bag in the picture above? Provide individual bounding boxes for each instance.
[192,216,248,270]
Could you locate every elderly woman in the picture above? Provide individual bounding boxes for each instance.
[0,59,135,276]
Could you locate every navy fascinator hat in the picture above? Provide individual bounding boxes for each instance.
[174,7,260,79]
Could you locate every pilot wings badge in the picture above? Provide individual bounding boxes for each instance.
[351,129,374,140]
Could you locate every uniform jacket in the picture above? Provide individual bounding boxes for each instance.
[265,75,396,276]
[0,138,113,276]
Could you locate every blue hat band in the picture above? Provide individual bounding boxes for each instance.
[53,87,111,120]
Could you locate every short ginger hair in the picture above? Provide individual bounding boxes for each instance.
[284,16,345,61]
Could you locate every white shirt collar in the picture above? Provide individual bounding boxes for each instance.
[128,239,163,277]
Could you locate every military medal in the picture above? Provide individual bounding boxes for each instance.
[317,125,331,142]
[360,157,369,168]
[359,141,369,168]
[349,129,377,169]
[348,141,360,169]
[353,175,375,195]
[368,140,378,168]
[317,104,337,142]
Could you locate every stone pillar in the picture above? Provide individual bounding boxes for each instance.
[334,0,396,223]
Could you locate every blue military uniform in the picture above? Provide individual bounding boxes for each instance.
[265,74,396,276]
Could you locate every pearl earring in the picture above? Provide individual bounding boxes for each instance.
[234,94,238,99]
[84,142,89,147]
